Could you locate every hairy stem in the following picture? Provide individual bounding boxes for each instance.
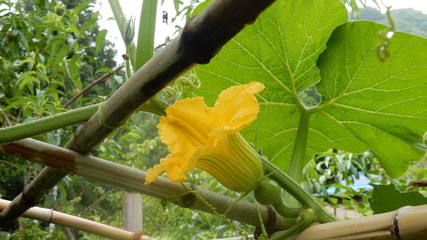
[263,158,336,223]
[285,109,310,207]
[0,104,99,144]
[270,209,317,240]
[273,198,300,218]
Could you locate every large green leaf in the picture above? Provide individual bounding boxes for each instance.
[369,184,427,214]
[193,0,427,177]
[314,22,427,177]
[194,0,348,166]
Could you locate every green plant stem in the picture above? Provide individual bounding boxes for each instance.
[137,97,168,116]
[0,98,168,145]
[256,203,269,239]
[262,157,336,223]
[125,58,132,79]
[273,198,300,218]
[285,109,310,207]
[135,0,158,69]
[0,104,99,144]
[288,109,310,183]
[108,0,126,38]
[270,209,316,240]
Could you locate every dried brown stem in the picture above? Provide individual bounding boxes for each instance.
[63,64,125,108]
[0,104,12,127]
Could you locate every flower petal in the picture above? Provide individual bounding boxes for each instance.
[213,82,265,133]
[145,157,167,184]
[145,153,192,184]
[158,97,216,154]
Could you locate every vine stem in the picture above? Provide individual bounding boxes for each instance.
[0,104,99,144]
[262,157,337,223]
[269,209,316,240]
[0,98,167,145]
[285,109,310,207]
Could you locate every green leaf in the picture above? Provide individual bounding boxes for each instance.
[191,0,213,17]
[73,1,92,14]
[67,54,82,90]
[194,0,348,167]
[96,29,108,54]
[314,21,427,177]
[369,184,427,214]
[194,0,427,178]
[96,67,113,74]
[135,0,158,70]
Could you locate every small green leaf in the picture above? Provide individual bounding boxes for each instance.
[96,67,113,74]
[369,184,427,214]
[73,1,92,14]
[96,29,108,54]
[68,54,82,90]
[191,0,213,17]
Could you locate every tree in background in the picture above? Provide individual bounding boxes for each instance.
[351,6,427,38]
[0,0,125,238]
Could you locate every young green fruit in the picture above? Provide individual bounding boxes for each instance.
[254,179,281,205]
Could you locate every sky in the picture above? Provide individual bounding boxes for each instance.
[96,0,427,61]
[97,0,189,59]
[380,0,427,13]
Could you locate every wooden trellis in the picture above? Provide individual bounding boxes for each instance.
[0,138,286,229]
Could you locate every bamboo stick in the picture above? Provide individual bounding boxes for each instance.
[0,199,153,240]
[123,194,143,233]
[0,138,287,230]
[269,205,427,240]
[0,0,276,229]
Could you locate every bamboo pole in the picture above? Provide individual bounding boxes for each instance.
[0,0,276,230]
[123,194,143,233]
[0,138,287,230]
[0,199,154,240]
[269,205,427,240]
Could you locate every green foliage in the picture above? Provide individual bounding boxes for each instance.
[98,112,167,169]
[0,0,117,118]
[142,170,254,239]
[0,0,120,237]
[369,184,427,214]
[0,218,67,240]
[303,150,376,195]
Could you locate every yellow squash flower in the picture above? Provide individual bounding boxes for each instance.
[145,82,265,192]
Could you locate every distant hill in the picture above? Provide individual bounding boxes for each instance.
[350,7,427,38]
